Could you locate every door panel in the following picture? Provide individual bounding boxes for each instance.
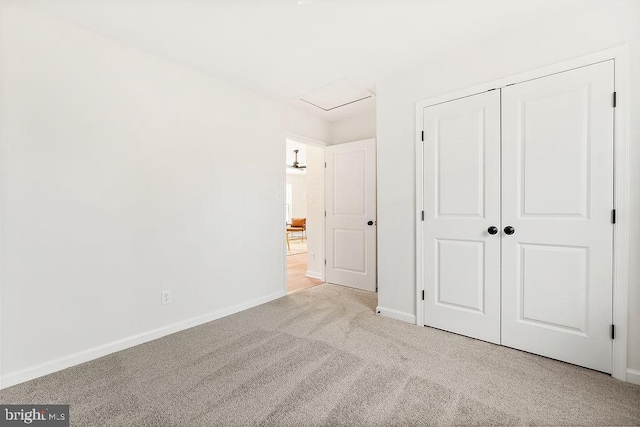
[437,109,486,217]
[519,243,588,334]
[436,239,485,313]
[501,61,614,373]
[334,229,366,273]
[325,139,376,292]
[333,150,366,215]
[423,90,501,344]
[519,87,591,217]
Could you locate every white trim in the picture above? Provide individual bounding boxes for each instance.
[322,148,326,281]
[626,369,640,385]
[610,46,630,382]
[285,132,329,148]
[282,138,289,295]
[415,107,424,327]
[305,270,323,280]
[376,306,416,324]
[0,290,285,389]
[415,46,630,381]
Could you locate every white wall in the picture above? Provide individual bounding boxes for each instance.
[305,145,325,279]
[286,173,307,219]
[377,0,640,373]
[0,5,330,385]
[331,109,376,145]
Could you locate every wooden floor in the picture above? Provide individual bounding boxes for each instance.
[287,252,322,294]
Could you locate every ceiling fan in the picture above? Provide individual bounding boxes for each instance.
[287,149,306,170]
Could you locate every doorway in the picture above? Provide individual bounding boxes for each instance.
[283,137,379,295]
[285,138,324,294]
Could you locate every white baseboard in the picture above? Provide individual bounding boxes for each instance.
[0,290,286,390]
[627,369,640,385]
[376,306,416,324]
[306,270,323,280]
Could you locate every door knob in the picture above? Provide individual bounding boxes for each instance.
[367,220,374,226]
[487,226,498,235]
[504,226,515,235]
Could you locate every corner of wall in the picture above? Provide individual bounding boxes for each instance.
[330,108,377,145]
[375,306,416,325]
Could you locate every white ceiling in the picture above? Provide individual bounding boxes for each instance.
[26,0,584,122]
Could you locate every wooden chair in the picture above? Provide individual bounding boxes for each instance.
[287,217,306,242]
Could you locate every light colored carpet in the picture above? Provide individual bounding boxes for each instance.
[1,284,638,426]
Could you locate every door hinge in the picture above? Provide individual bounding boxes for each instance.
[421,131,424,142]
[613,92,617,108]
[324,162,327,168]
[421,211,424,221]
[324,211,326,217]
[421,290,425,300]
[324,259,326,266]
[611,209,616,224]
[611,324,615,339]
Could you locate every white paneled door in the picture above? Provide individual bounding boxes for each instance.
[325,139,377,292]
[422,61,614,372]
[422,90,502,344]
[501,61,614,373]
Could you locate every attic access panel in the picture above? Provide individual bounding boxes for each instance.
[300,78,373,111]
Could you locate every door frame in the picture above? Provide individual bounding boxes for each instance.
[414,46,630,381]
[283,133,328,295]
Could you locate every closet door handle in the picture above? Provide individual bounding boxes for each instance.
[487,226,498,235]
[504,226,515,235]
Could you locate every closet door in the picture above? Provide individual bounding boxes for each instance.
[501,61,614,373]
[422,90,501,344]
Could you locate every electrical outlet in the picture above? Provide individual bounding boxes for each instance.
[161,290,171,305]
[310,252,315,260]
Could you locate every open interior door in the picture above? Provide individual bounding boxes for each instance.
[325,139,377,292]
